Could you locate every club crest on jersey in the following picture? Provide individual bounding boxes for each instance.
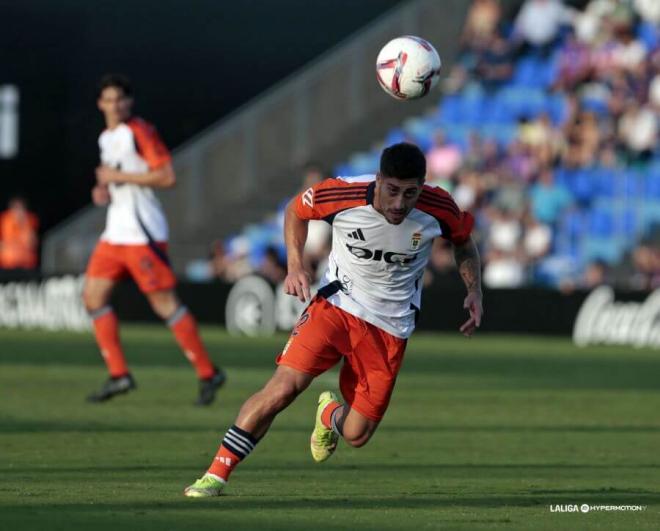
[411,232,422,250]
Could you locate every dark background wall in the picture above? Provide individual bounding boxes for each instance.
[0,0,402,232]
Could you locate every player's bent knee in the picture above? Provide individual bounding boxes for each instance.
[341,423,376,448]
[343,432,372,448]
[82,287,103,312]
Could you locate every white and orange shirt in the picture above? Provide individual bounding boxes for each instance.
[293,175,474,338]
[98,117,171,244]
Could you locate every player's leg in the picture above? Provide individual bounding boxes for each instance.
[128,242,225,405]
[322,404,379,447]
[184,365,314,497]
[312,313,406,458]
[185,297,343,496]
[83,242,136,402]
[145,288,225,405]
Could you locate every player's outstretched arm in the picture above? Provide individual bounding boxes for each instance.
[95,162,176,188]
[283,200,311,303]
[452,236,483,337]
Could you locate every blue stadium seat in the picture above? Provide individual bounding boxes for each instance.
[638,21,659,51]
[596,168,617,198]
[437,95,461,124]
[513,57,541,87]
[582,236,624,264]
[588,208,614,237]
[621,207,639,237]
[333,163,354,178]
[402,117,435,152]
[384,127,406,147]
[348,151,379,174]
[641,200,660,227]
[570,168,597,205]
[645,169,660,199]
[622,170,644,199]
[546,94,569,125]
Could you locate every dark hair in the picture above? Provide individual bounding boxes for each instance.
[97,73,133,98]
[380,142,426,181]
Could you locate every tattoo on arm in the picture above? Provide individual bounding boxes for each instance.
[453,238,482,292]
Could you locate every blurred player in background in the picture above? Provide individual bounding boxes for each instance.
[0,196,39,270]
[84,74,225,405]
[184,142,483,496]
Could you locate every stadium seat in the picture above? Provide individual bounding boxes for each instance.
[546,94,569,125]
[587,208,614,237]
[581,236,624,264]
[569,168,597,205]
[638,21,659,51]
[348,151,379,174]
[645,169,660,199]
[596,168,617,198]
[622,170,644,199]
[384,127,407,147]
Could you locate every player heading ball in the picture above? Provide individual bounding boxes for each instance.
[185,142,483,497]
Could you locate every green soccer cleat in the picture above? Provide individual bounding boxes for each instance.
[310,391,340,463]
[183,474,226,498]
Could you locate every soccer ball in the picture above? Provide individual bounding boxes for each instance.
[376,36,442,100]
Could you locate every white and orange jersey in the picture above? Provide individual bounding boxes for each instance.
[293,175,474,338]
[98,117,172,244]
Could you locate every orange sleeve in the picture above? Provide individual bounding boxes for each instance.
[416,185,474,245]
[128,118,172,170]
[292,178,370,221]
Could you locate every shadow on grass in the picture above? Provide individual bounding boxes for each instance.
[1,490,659,512]
[3,462,660,476]
[2,418,660,434]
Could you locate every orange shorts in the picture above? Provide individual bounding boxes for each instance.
[276,297,407,422]
[85,240,176,293]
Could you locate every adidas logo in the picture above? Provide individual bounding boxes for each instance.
[347,228,366,241]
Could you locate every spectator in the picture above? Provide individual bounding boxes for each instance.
[523,214,553,261]
[580,259,609,289]
[529,169,573,225]
[452,170,480,211]
[618,100,658,163]
[462,0,502,44]
[426,131,463,184]
[513,0,574,56]
[630,242,660,290]
[649,73,660,111]
[612,28,647,72]
[634,0,660,25]
[483,249,526,287]
[0,197,39,270]
[554,30,592,89]
[487,207,522,253]
[500,139,539,183]
[474,35,514,90]
[259,246,287,285]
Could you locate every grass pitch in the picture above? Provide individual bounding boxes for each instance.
[1,325,659,530]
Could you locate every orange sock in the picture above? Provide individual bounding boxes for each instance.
[207,445,241,482]
[321,400,342,430]
[91,306,128,377]
[207,425,258,482]
[168,306,215,379]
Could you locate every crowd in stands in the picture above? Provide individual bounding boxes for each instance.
[193,0,660,292]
